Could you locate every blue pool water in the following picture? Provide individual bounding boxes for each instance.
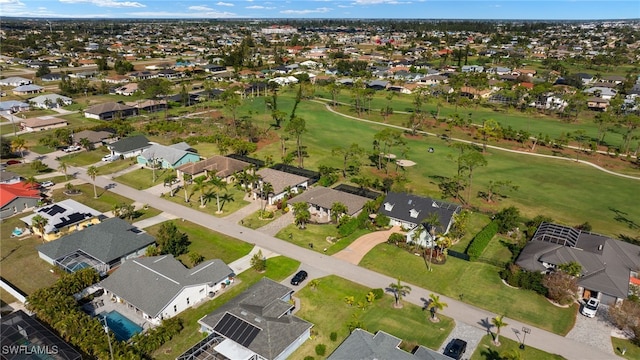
[102,310,142,341]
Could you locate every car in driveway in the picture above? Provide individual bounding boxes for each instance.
[581,297,600,318]
[290,270,308,286]
[64,145,81,152]
[102,154,119,162]
[444,338,467,360]
[39,181,54,188]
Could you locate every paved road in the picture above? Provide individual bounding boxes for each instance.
[28,152,620,360]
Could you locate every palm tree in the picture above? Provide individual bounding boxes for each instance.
[292,202,310,229]
[192,175,208,208]
[428,293,448,322]
[388,279,411,308]
[58,161,69,181]
[309,279,320,291]
[491,315,508,346]
[182,173,192,202]
[164,174,178,196]
[31,214,48,241]
[87,166,98,198]
[330,202,348,224]
[208,176,227,214]
[260,181,274,211]
[11,137,27,159]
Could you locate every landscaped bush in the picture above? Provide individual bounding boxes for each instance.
[315,344,326,356]
[499,263,547,296]
[466,220,498,261]
[387,232,405,244]
[371,288,385,300]
[304,356,315,360]
[330,332,338,341]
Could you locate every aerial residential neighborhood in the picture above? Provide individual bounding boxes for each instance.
[0,6,639,360]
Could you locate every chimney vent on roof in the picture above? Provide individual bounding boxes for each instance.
[598,244,603,251]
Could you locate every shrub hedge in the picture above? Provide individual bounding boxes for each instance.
[466,220,498,261]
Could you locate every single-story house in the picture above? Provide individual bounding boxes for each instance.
[37,217,155,276]
[0,170,22,185]
[127,99,167,113]
[12,84,44,95]
[367,80,389,90]
[29,94,73,109]
[327,329,451,360]
[21,116,68,132]
[587,97,609,111]
[175,155,250,182]
[515,222,640,305]
[41,73,65,82]
[0,76,32,87]
[137,142,200,170]
[0,100,29,114]
[100,255,234,325]
[84,102,137,120]
[115,83,139,96]
[459,86,491,99]
[287,186,370,223]
[73,130,115,148]
[584,87,617,100]
[1,310,82,360]
[21,199,102,242]
[0,182,41,219]
[191,278,312,360]
[107,135,151,159]
[255,168,309,205]
[378,192,461,248]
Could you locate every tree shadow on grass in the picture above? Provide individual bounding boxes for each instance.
[478,348,503,360]
[609,207,640,230]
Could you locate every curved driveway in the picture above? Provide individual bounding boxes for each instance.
[40,155,617,360]
[333,226,400,264]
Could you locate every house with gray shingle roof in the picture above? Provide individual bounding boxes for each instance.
[0,76,32,86]
[12,84,43,95]
[378,192,461,248]
[175,155,250,182]
[287,186,370,222]
[28,94,72,109]
[107,135,150,158]
[84,102,137,120]
[100,255,234,325]
[515,222,640,305]
[255,168,309,205]
[0,100,29,114]
[327,329,451,360]
[37,217,155,276]
[188,278,312,360]
[137,142,200,169]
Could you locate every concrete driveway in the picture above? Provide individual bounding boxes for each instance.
[332,226,401,264]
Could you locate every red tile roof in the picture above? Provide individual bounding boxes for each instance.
[0,182,41,207]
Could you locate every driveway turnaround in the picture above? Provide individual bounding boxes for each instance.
[28,152,620,360]
[332,226,400,264]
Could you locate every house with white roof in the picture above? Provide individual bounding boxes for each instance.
[0,76,32,87]
[21,199,103,242]
[29,94,73,109]
[137,142,200,170]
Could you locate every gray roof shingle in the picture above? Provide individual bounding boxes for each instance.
[288,186,370,215]
[378,192,461,231]
[108,135,150,153]
[100,255,233,318]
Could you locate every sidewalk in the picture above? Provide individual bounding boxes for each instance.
[228,246,280,275]
[223,194,261,224]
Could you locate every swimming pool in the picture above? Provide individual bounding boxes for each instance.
[102,310,142,341]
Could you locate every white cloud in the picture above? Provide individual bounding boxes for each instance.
[127,10,237,18]
[353,0,407,4]
[188,5,213,11]
[58,0,146,8]
[280,7,332,14]
[337,4,353,8]
[246,5,274,9]
[216,1,233,6]
[0,0,26,13]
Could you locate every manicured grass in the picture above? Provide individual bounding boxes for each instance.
[611,338,640,360]
[0,214,60,303]
[240,98,639,238]
[152,256,300,360]
[145,220,254,266]
[477,235,518,268]
[275,223,372,255]
[291,275,455,359]
[359,243,577,335]
[450,212,492,252]
[51,183,137,213]
[30,145,57,154]
[471,334,566,360]
[115,168,171,189]
[241,208,285,229]
[163,186,250,217]
[4,163,54,178]
[58,150,105,167]
[129,206,163,223]
[95,158,138,176]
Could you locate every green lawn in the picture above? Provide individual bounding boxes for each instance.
[95,158,138,176]
[162,186,250,218]
[477,235,518,268]
[145,220,254,266]
[611,338,640,360]
[51,183,138,213]
[275,223,372,255]
[153,256,300,360]
[471,334,566,360]
[0,214,60,303]
[359,243,577,335]
[4,163,54,178]
[58,150,106,167]
[115,168,172,189]
[241,208,285,229]
[238,98,639,238]
[291,275,455,359]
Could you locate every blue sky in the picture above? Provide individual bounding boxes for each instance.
[1,0,638,20]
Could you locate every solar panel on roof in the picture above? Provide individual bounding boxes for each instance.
[44,204,65,216]
[213,312,261,348]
